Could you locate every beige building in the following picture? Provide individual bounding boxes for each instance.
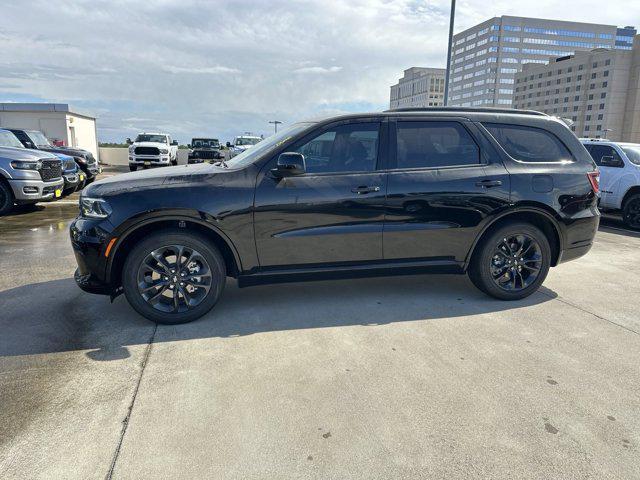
[0,103,99,159]
[390,67,445,109]
[512,36,640,142]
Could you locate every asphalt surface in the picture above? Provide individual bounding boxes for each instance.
[1,171,639,479]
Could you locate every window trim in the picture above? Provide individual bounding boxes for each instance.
[386,118,486,172]
[479,122,576,164]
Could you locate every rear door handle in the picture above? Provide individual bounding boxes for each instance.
[351,185,381,194]
[475,179,502,188]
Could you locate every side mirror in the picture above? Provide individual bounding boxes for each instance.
[226,142,231,148]
[186,144,191,149]
[272,152,306,177]
[600,155,623,167]
[171,140,178,146]
[126,138,132,145]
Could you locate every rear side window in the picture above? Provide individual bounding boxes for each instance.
[395,121,480,169]
[483,123,573,162]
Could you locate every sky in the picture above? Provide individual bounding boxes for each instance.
[1,0,639,143]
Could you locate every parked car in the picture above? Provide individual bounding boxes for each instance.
[8,129,100,185]
[581,138,640,229]
[70,108,600,324]
[188,138,223,163]
[227,134,262,158]
[0,145,64,215]
[127,133,178,171]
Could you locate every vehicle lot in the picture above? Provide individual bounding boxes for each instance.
[0,174,639,479]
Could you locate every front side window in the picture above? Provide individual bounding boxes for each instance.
[483,123,573,162]
[586,144,624,167]
[395,121,480,169]
[292,123,379,174]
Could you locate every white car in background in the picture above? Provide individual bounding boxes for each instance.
[227,134,262,158]
[127,133,178,171]
[581,138,640,229]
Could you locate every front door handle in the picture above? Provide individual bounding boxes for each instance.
[351,185,381,194]
[475,179,502,188]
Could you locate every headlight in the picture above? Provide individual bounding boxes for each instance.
[160,148,169,154]
[129,146,135,153]
[10,160,40,170]
[80,197,112,219]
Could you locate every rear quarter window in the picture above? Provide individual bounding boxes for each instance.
[483,123,574,163]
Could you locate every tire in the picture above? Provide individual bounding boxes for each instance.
[0,180,15,216]
[122,230,226,324]
[622,194,640,230]
[75,179,86,192]
[129,165,137,172]
[171,158,178,166]
[468,222,551,301]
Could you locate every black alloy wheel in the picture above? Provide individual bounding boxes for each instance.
[489,234,542,292]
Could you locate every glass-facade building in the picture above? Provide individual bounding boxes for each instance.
[447,16,636,107]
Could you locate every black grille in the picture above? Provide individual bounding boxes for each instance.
[195,150,220,159]
[39,159,62,181]
[135,147,160,156]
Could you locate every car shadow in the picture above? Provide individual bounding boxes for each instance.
[598,214,640,238]
[0,274,558,361]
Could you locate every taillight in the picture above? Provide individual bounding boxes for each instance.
[587,171,600,194]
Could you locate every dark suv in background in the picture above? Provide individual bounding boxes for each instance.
[188,138,224,163]
[70,108,600,324]
[9,129,100,184]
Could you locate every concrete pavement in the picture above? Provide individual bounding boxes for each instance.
[0,196,638,479]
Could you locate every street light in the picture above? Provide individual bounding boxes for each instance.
[269,120,283,134]
[443,0,456,106]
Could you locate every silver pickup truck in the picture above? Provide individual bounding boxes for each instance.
[0,144,64,215]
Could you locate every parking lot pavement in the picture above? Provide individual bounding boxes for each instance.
[0,198,639,479]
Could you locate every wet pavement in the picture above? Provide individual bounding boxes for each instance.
[1,181,639,479]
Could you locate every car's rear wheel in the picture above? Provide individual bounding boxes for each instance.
[0,180,15,216]
[122,231,226,324]
[622,194,640,230]
[469,222,551,300]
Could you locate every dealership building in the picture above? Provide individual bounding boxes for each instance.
[447,16,636,108]
[389,67,446,109]
[0,103,99,159]
[513,36,640,142]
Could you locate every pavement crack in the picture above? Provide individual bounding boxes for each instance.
[105,324,158,480]
[541,291,640,337]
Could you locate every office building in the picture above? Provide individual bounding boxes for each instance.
[513,36,640,142]
[447,16,636,108]
[389,67,446,109]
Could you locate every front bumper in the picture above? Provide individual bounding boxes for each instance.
[63,172,81,190]
[70,216,113,296]
[8,178,64,203]
[129,155,172,167]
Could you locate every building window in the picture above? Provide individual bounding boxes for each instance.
[605,59,611,66]
[599,103,605,109]
[601,92,607,99]
[604,70,609,77]
[598,114,603,120]
[593,62,598,68]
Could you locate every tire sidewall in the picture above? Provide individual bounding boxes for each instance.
[122,230,226,324]
[0,181,15,216]
[470,223,551,300]
[622,194,640,230]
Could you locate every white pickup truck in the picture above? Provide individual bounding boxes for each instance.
[127,133,178,171]
[581,138,640,229]
[227,134,262,159]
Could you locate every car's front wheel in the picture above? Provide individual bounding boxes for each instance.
[622,194,640,230]
[469,222,551,301]
[129,165,137,172]
[0,180,15,216]
[122,230,226,324]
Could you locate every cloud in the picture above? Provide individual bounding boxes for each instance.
[0,0,638,142]
[293,66,343,74]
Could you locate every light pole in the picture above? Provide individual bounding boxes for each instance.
[443,0,456,106]
[269,120,282,134]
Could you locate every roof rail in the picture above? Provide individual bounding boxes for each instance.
[384,106,548,116]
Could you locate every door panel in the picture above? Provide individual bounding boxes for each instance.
[253,121,387,268]
[383,119,510,263]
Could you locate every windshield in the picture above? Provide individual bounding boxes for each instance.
[226,123,314,169]
[192,138,219,148]
[235,137,261,146]
[28,131,51,147]
[135,134,168,143]
[622,146,640,165]
[0,130,25,148]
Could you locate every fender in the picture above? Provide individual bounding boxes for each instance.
[463,203,565,269]
[104,209,243,284]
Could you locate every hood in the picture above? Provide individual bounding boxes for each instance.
[84,163,228,197]
[132,141,169,148]
[0,145,58,161]
[40,145,92,158]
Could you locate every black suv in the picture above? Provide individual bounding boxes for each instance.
[70,108,600,324]
[9,129,100,184]
[188,138,224,163]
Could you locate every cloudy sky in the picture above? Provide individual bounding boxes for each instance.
[1,0,638,143]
